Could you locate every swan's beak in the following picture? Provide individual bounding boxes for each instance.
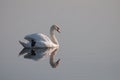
[57,29,60,33]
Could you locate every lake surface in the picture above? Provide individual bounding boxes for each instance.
[0,0,120,80]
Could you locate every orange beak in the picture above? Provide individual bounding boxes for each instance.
[57,29,60,33]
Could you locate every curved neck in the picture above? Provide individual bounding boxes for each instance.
[50,28,59,45]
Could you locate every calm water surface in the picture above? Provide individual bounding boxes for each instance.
[0,0,120,80]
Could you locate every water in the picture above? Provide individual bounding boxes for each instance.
[0,0,120,80]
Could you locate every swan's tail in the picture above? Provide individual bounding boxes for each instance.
[19,41,28,48]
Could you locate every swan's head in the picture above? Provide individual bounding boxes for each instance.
[51,25,60,33]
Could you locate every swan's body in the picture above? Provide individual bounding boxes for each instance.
[19,25,60,48]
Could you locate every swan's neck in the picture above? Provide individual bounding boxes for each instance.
[50,29,59,45]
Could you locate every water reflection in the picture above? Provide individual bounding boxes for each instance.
[19,48,60,68]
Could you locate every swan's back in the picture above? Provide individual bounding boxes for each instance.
[24,33,50,42]
[24,33,57,47]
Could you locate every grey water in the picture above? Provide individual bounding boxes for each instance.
[0,0,120,80]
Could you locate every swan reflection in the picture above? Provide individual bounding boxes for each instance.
[19,48,60,68]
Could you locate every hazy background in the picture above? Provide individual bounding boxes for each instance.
[0,0,120,80]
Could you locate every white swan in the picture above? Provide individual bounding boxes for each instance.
[19,25,60,48]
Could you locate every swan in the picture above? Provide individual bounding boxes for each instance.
[19,25,60,48]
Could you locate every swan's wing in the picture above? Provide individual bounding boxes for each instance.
[24,33,50,42]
